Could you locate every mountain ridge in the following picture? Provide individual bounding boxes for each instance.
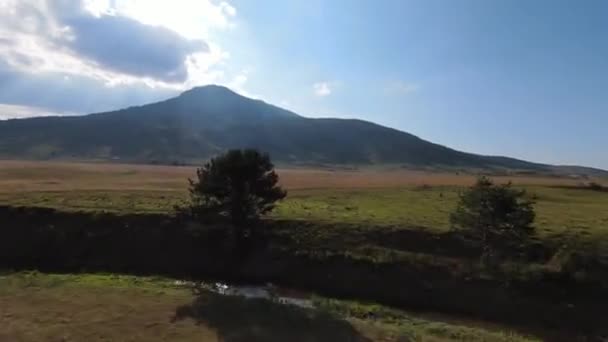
[0,85,605,177]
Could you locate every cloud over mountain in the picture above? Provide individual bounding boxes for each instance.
[0,0,237,115]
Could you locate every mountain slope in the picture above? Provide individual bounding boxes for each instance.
[0,85,602,175]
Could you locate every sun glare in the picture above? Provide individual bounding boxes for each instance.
[83,0,236,40]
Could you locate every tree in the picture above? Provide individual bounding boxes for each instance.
[450,176,535,264]
[186,149,286,241]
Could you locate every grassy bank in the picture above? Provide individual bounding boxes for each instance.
[1,206,606,339]
[2,185,607,253]
[0,272,538,342]
[1,185,607,231]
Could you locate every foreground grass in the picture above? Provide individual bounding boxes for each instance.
[315,299,539,342]
[0,273,215,342]
[0,272,537,342]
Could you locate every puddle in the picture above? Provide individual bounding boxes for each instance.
[175,280,314,309]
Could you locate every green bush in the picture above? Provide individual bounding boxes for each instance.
[450,177,536,264]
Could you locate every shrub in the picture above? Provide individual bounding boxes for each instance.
[587,182,606,192]
[450,177,535,265]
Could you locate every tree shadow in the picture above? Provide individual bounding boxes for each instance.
[172,292,372,342]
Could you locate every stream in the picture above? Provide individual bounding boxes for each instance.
[175,280,314,309]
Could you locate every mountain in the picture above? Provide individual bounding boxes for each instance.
[0,85,604,176]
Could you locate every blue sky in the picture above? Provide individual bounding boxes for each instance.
[0,0,606,168]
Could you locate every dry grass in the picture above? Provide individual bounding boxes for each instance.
[0,160,590,194]
[0,160,192,193]
[0,281,217,341]
[0,293,218,341]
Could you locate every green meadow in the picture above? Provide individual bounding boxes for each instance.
[2,184,607,243]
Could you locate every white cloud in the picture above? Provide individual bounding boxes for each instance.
[0,0,279,122]
[386,81,420,95]
[90,0,237,40]
[0,104,75,120]
[313,82,334,97]
[226,68,262,99]
[0,0,237,89]
[184,42,231,88]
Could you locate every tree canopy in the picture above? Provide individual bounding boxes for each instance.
[450,176,536,263]
[186,149,286,231]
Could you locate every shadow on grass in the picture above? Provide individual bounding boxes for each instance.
[362,227,556,263]
[172,292,371,342]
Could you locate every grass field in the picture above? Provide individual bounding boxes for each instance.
[0,160,591,192]
[1,161,606,340]
[0,272,538,342]
[1,160,606,244]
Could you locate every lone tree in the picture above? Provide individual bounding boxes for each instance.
[450,176,535,265]
[186,149,286,241]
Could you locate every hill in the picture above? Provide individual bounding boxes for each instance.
[0,85,604,176]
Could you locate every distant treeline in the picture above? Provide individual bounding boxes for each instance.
[0,205,606,338]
